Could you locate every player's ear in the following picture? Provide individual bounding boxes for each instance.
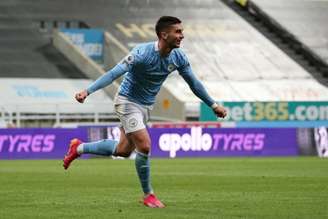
[161,31,168,40]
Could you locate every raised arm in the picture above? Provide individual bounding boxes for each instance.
[75,49,140,103]
[87,63,127,95]
[178,64,227,118]
[75,63,127,103]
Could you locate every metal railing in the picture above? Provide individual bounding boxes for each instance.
[0,103,117,128]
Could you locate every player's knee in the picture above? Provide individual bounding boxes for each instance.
[115,146,133,157]
[115,150,132,157]
[128,130,151,154]
[114,145,134,157]
[137,143,150,154]
[134,136,151,154]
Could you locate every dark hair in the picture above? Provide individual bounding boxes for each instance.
[155,16,182,38]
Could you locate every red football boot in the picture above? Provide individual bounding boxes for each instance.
[63,138,82,170]
[143,194,165,208]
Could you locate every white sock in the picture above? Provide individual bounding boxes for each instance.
[77,144,84,155]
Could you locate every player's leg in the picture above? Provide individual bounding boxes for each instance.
[77,139,117,156]
[77,126,134,156]
[113,127,136,157]
[114,96,164,207]
[63,127,134,169]
[127,128,152,193]
[127,128,165,208]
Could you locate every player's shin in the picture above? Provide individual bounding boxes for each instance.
[77,139,118,156]
[135,150,153,195]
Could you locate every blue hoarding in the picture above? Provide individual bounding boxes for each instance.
[61,28,104,61]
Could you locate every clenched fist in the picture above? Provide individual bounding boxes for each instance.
[212,104,227,118]
[75,90,88,103]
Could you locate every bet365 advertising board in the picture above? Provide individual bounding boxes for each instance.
[201,101,328,127]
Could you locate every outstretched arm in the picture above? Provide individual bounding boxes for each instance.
[75,63,127,103]
[179,65,227,118]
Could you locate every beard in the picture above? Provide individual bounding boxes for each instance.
[169,40,181,49]
[164,37,181,49]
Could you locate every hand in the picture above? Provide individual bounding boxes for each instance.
[75,89,88,103]
[213,105,227,118]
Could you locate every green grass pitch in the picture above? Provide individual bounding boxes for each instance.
[0,157,327,219]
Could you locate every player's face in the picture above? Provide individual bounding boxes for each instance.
[163,23,184,48]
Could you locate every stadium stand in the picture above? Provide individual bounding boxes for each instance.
[93,0,328,104]
[239,0,328,78]
[0,3,85,78]
[0,0,115,127]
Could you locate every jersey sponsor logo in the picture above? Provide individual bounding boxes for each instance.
[167,64,176,72]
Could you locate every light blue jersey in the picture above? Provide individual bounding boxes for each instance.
[87,41,215,107]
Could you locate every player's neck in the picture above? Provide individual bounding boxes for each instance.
[158,40,172,57]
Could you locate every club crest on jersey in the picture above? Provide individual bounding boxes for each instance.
[167,64,175,72]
